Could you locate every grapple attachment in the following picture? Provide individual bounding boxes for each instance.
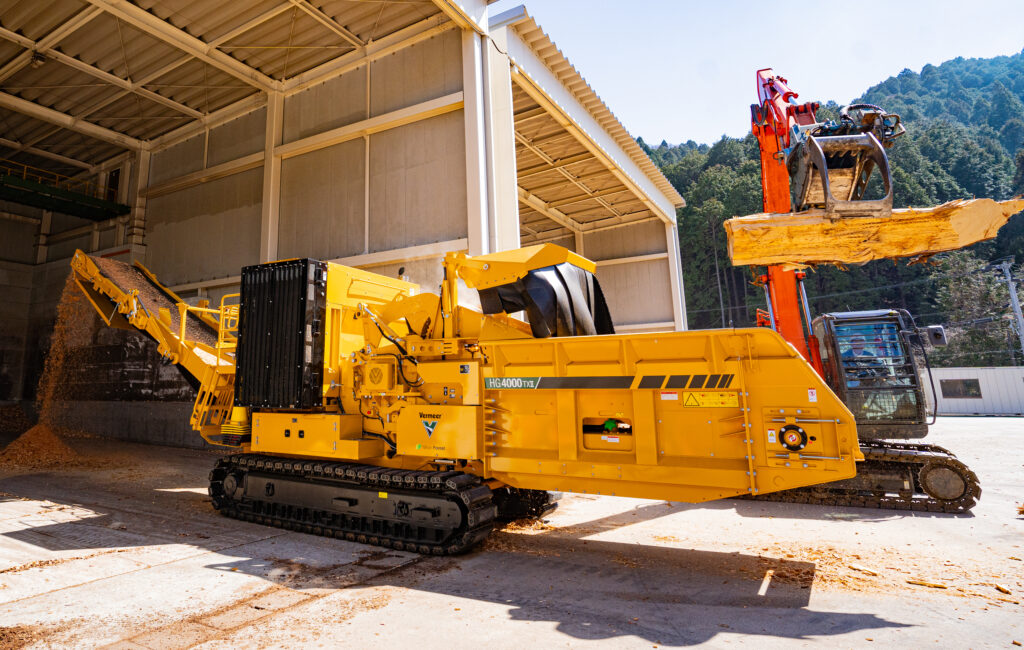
[787,104,904,220]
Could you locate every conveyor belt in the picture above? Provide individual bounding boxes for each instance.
[89,254,218,348]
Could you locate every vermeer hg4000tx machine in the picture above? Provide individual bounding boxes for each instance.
[71,244,861,554]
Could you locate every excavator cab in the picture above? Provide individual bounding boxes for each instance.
[786,104,905,220]
[812,309,944,439]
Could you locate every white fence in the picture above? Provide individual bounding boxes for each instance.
[928,366,1024,416]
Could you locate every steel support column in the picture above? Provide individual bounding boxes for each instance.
[260,92,284,263]
[485,26,520,252]
[665,221,687,330]
[462,29,490,256]
[36,210,52,264]
[127,149,150,247]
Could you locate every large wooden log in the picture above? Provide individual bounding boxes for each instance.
[725,198,1024,269]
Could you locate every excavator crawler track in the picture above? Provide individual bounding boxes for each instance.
[209,454,496,555]
[748,441,981,513]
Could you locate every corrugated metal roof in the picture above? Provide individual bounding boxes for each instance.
[0,0,444,172]
[505,11,684,211]
[0,0,684,234]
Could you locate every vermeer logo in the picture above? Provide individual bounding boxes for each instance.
[419,412,442,438]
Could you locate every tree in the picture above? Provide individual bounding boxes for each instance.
[928,251,1018,366]
[1014,150,1024,195]
[653,49,1024,333]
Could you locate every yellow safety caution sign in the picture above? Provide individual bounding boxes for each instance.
[682,391,740,408]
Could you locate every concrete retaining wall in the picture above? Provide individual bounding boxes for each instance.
[48,400,207,450]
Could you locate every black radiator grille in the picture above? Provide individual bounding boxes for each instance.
[234,258,327,409]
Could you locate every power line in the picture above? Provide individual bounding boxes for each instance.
[806,264,1018,302]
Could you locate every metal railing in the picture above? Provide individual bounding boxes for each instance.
[0,157,108,200]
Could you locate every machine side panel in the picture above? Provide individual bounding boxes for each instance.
[235,259,327,409]
[478,328,859,503]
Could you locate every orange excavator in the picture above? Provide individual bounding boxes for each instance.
[731,68,1016,512]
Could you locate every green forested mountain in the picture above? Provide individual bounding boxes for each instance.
[647,49,1024,365]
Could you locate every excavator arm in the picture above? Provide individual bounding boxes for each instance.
[736,68,1023,367]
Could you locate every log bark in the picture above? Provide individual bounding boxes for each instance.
[725,198,1024,269]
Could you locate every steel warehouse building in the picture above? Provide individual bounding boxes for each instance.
[0,1,686,443]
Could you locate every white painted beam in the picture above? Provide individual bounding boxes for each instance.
[333,238,469,269]
[577,214,658,234]
[0,210,40,225]
[594,252,669,267]
[144,94,466,201]
[665,221,687,330]
[0,25,202,118]
[150,92,267,152]
[614,321,676,332]
[517,152,594,180]
[431,0,489,34]
[0,136,95,171]
[0,91,142,150]
[144,92,464,202]
[485,25,521,252]
[127,149,150,246]
[288,0,363,48]
[0,6,102,83]
[167,239,471,293]
[260,92,283,263]
[283,16,454,95]
[515,131,627,219]
[151,18,454,154]
[505,26,678,223]
[212,3,293,47]
[36,211,51,266]
[517,186,580,233]
[463,30,490,256]
[85,0,279,92]
[142,152,263,199]
[275,92,464,159]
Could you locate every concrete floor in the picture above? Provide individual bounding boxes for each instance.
[0,417,1021,649]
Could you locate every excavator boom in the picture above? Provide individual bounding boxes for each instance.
[727,69,985,513]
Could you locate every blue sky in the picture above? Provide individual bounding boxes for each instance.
[489,0,1024,145]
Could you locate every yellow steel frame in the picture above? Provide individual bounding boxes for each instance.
[72,244,862,504]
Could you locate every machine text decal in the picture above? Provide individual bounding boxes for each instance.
[682,391,740,408]
[484,377,540,389]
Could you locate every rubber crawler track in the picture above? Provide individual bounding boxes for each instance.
[209,454,496,555]
[750,441,982,513]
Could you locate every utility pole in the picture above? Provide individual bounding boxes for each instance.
[706,215,727,328]
[997,259,1024,360]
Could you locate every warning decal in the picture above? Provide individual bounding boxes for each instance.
[681,391,740,408]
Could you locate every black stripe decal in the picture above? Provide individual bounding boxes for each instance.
[689,375,707,389]
[706,374,722,390]
[537,376,635,389]
[719,374,734,388]
[666,375,690,389]
[638,375,665,389]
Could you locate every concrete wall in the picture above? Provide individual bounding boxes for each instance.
[47,401,201,449]
[145,28,466,294]
[0,260,33,399]
[0,16,684,448]
[145,168,263,286]
[584,221,676,330]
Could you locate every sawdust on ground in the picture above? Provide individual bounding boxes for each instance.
[489,510,1022,608]
[0,404,33,438]
[0,424,80,468]
[1,274,111,469]
[0,625,37,649]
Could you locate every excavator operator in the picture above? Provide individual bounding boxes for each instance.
[841,336,886,387]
